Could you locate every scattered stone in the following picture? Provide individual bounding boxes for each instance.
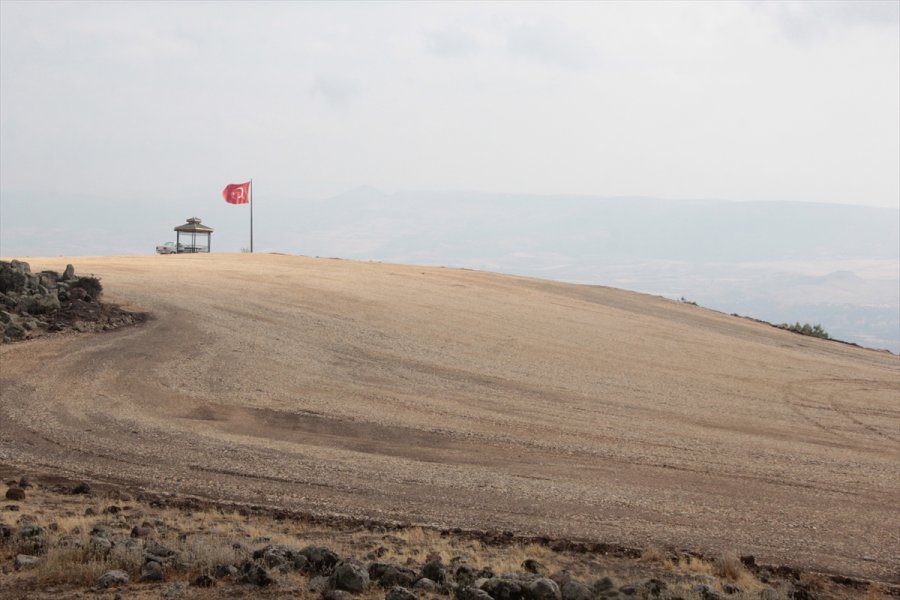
[5,487,25,501]
[240,561,274,586]
[561,581,593,600]
[459,586,496,600]
[692,584,723,600]
[254,543,310,571]
[213,563,239,579]
[482,577,528,600]
[14,554,39,570]
[455,564,477,587]
[371,563,418,588]
[414,577,437,592]
[523,559,546,575]
[72,482,91,495]
[89,535,113,555]
[386,586,418,600]
[309,575,334,593]
[131,525,155,538]
[301,545,341,575]
[528,578,561,600]
[333,559,370,592]
[723,583,742,595]
[96,569,130,588]
[144,539,176,563]
[422,558,446,583]
[141,560,165,582]
[758,588,779,600]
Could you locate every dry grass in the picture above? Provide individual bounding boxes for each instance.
[0,480,879,600]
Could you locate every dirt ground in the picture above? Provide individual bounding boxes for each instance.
[0,253,897,583]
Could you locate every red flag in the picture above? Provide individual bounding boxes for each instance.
[223,181,250,204]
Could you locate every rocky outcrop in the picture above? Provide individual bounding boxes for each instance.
[0,260,145,343]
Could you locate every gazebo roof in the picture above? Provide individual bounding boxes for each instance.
[174,217,214,233]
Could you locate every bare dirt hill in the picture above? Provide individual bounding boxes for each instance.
[0,253,897,583]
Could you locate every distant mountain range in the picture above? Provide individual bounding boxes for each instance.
[2,187,898,351]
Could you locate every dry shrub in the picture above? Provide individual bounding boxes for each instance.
[33,538,142,586]
[714,554,760,590]
[640,546,666,563]
[178,532,247,572]
[677,555,714,576]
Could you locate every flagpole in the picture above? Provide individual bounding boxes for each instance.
[250,178,254,253]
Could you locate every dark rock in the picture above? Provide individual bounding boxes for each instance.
[740,555,756,568]
[301,545,340,575]
[422,559,446,583]
[213,564,239,579]
[5,487,25,501]
[789,588,816,600]
[14,554,39,570]
[386,586,418,600]
[90,524,112,538]
[561,581,593,600]
[723,583,742,595]
[131,526,154,538]
[144,539,176,564]
[253,544,309,571]
[309,575,334,593]
[240,561,274,586]
[89,535,113,555]
[372,564,419,588]
[191,574,215,588]
[593,578,615,593]
[0,525,12,540]
[18,524,44,538]
[455,565,477,587]
[414,577,436,592]
[21,293,59,315]
[459,587,495,600]
[619,585,637,596]
[97,569,130,588]
[482,577,528,600]
[522,559,546,575]
[3,320,25,340]
[550,572,572,589]
[141,560,165,582]
[527,578,561,600]
[692,585,722,600]
[334,559,370,592]
[71,482,91,495]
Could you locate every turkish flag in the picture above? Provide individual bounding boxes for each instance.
[223,181,250,204]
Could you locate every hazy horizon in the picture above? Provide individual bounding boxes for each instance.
[2,1,898,350]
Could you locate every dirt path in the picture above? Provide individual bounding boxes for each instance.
[1,254,897,582]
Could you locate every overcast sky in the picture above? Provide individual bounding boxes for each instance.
[1,0,898,208]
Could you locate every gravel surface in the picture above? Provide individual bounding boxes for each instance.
[0,253,897,582]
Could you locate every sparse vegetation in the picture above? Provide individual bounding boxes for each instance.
[4,477,856,600]
[69,275,103,300]
[778,322,830,340]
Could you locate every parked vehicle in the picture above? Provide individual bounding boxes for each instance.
[156,242,183,254]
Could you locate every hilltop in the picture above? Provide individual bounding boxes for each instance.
[0,253,897,589]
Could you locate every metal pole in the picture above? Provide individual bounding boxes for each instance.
[250,178,254,253]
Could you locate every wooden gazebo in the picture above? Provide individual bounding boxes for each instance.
[174,217,214,253]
